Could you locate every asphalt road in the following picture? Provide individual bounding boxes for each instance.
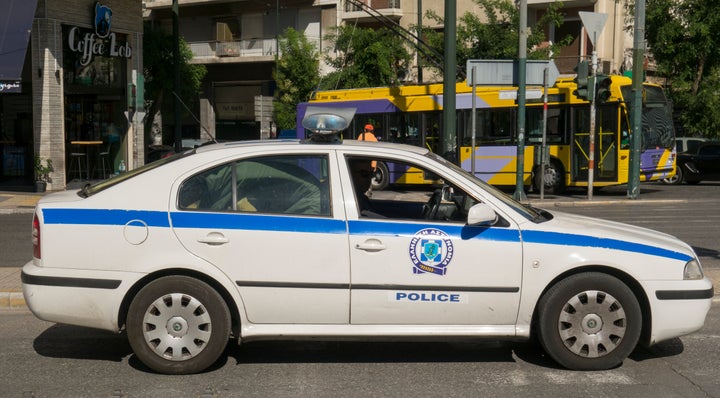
[2,304,720,397]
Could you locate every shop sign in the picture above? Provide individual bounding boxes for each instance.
[217,102,254,119]
[67,3,132,67]
[0,81,21,93]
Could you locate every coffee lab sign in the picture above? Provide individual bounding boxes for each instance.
[67,3,132,67]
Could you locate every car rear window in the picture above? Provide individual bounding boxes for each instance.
[79,150,193,197]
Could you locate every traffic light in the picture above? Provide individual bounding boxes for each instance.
[573,61,592,101]
[595,74,612,102]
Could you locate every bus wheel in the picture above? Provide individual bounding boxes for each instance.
[372,161,389,191]
[666,166,683,185]
[535,161,565,194]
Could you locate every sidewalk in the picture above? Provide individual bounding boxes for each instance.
[0,191,44,214]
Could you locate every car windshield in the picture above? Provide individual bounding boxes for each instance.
[78,150,193,197]
[424,152,543,222]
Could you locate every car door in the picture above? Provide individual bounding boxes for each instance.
[340,151,523,326]
[170,151,350,324]
[695,144,720,179]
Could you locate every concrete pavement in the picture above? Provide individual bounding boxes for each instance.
[0,189,717,311]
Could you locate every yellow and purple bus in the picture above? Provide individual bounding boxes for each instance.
[296,75,676,193]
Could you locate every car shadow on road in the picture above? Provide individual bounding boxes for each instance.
[33,324,131,362]
[693,246,720,260]
[30,325,687,373]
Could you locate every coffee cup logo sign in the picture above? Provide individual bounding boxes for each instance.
[67,3,132,67]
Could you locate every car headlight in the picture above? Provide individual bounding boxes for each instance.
[684,259,704,280]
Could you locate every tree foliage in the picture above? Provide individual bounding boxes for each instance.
[273,28,320,131]
[422,0,571,80]
[319,25,413,89]
[143,21,207,143]
[640,0,720,138]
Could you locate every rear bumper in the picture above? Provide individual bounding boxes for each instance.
[21,261,136,332]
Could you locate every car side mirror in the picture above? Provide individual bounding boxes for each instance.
[467,203,498,226]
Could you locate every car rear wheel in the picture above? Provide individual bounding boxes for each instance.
[127,276,231,374]
[537,272,641,370]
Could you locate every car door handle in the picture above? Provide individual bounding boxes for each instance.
[197,233,229,245]
[355,239,386,252]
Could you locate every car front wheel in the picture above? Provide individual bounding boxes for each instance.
[537,272,641,370]
[127,276,231,374]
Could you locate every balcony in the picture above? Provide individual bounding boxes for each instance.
[188,37,320,63]
[144,0,240,9]
[342,0,402,21]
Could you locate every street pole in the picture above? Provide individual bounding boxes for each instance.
[588,37,598,200]
[540,67,548,200]
[442,0,457,163]
[628,0,645,199]
[172,0,182,153]
[513,0,528,202]
[471,66,477,177]
[417,0,423,83]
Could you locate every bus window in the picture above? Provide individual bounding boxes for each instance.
[478,108,514,145]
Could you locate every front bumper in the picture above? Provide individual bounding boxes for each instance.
[646,277,714,344]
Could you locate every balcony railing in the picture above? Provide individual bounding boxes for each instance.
[188,37,320,61]
[344,0,401,12]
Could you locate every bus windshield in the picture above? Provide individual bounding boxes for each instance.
[620,84,675,149]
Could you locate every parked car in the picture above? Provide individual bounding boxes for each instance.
[21,110,712,374]
[663,137,708,184]
[675,136,708,154]
[668,141,720,184]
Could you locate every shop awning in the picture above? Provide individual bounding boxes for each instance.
[0,0,38,93]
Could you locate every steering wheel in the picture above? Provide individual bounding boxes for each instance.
[423,189,443,220]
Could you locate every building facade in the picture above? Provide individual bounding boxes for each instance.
[0,0,144,191]
[143,0,632,145]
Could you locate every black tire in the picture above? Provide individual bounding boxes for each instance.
[127,276,231,374]
[537,272,641,370]
[535,160,565,195]
[371,161,389,191]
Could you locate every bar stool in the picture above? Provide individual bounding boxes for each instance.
[68,151,86,180]
[96,142,111,179]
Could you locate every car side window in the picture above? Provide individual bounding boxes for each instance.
[346,155,482,223]
[699,145,720,157]
[178,155,331,216]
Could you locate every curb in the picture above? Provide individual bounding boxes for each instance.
[0,291,26,311]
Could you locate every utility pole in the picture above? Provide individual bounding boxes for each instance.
[417,0,423,83]
[172,0,182,153]
[442,0,456,163]
[513,0,528,202]
[627,0,645,199]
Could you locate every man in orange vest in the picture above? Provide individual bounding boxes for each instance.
[359,124,377,142]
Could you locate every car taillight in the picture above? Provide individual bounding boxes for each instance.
[32,213,41,259]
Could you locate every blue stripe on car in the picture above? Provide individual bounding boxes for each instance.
[42,208,170,227]
[41,208,691,261]
[522,230,692,262]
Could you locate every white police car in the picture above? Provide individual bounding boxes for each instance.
[22,108,713,374]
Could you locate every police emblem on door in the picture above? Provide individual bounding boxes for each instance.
[409,228,454,275]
